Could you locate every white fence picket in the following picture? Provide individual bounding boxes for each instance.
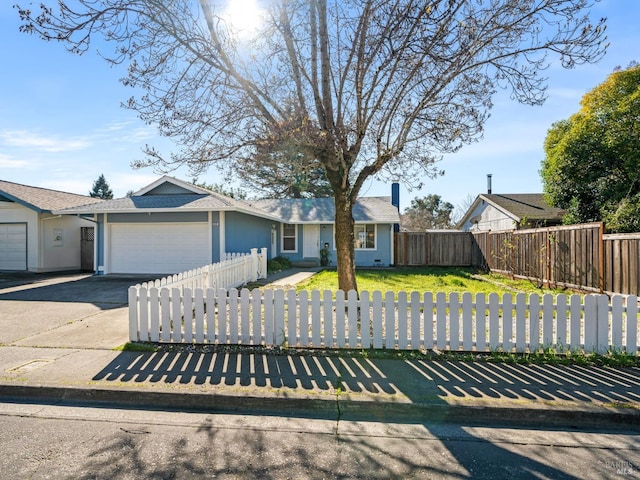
[627,296,638,353]
[503,294,513,352]
[311,290,321,346]
[361,291,371,349]
[336,290,346,348]
[274,289,285,346]
[529,294,540,351]
[462,293,472,351]
[130,284,640,355]
[384,291,395,349]
[183,288,193,343]
[150,288,160,343]
[488,293,499,350]
[476,293,487,352]
[450,292,460,351]
[287,289,298,347]
[323,290,333,347]
[515,293,526,351]
[298,290,309,346]
[436,292,446,350]
[372,291,383,349]
[347,290,359,348]
[423,292,434,349]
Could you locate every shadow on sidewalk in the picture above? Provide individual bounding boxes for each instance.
[85,350,640,479]
[92,350,640,409]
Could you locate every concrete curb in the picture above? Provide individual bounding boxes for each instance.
[1,383,638,429]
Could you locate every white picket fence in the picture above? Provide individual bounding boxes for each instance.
[128,288,639,354]
[131,248,268,293]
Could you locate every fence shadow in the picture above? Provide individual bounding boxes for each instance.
[92,350,640,413]
[86,349,639,478]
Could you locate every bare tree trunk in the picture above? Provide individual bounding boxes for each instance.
[333,190,358,293]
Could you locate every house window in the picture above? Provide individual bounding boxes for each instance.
[281,224,297,252]
[354,224,375,249]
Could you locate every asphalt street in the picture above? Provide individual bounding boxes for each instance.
[0,401,638,479]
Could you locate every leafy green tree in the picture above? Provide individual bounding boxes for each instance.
[401,195,454,231]
[541,64,640,233]
[18,1,606,291]
[89,174,114,199]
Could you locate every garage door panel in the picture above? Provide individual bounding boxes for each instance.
[0,224,27,270]
[110,223,209,274]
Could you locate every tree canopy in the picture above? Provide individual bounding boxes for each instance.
[89,174,114,199]
[18,0,607,291]
[401,195,454,231]
[541,63,640,233]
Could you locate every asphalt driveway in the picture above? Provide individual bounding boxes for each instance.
[0,273,155,349]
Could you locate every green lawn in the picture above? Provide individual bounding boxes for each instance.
[296,267,571,297]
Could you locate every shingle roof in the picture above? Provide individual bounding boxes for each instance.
[483,194,565,222]
[252,196,399,223]
[61,193,242,212]
[53,176,400,224]
[0,179,100,213]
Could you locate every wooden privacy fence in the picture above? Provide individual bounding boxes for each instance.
[395,231,474,266]
[603,233,640,296]
[395,224,640,296]
[473,223,603,291]
[473,223,640,296]
[129,288,639,355]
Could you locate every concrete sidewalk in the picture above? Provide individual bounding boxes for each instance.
[0,269,639,428]
[0,345,639,428]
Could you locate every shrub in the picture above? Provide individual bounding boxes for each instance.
[268,256,292,273]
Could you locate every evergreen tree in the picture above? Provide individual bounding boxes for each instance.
[89,174,114,199]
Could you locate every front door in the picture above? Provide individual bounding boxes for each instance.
[303,224,320,259]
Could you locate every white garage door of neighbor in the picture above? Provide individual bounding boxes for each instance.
[0,223,27,270]
[109,223,210,274]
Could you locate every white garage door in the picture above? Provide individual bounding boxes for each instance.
[109,223,209,274]
[0,224,27,271]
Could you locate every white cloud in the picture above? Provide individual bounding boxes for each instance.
[0,130,92,152]
[0,154,29,169]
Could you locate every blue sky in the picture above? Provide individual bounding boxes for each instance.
[0,1,637,214]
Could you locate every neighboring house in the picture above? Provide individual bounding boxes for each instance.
[0,180,99,272]
[458,193,565,232]
[54,176,400,275]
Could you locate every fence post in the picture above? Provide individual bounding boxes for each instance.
[128,286,139,342]
[250,248,258,282]
[259,247,268,279]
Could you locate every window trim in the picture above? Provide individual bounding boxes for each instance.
[281,223,298,253]
[354,223,377,250]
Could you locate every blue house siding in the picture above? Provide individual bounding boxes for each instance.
[277,223,393,267]
[224,211,272,256]
[354,224,393,266]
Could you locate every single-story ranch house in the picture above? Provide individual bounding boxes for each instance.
[52,176,400,275]
[0,180,99,272]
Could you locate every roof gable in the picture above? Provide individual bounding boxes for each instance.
[134,176,209,196]
[483,194,565,222]
[0,179,100,213]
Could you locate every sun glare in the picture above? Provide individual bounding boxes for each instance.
[222,0,264,35]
